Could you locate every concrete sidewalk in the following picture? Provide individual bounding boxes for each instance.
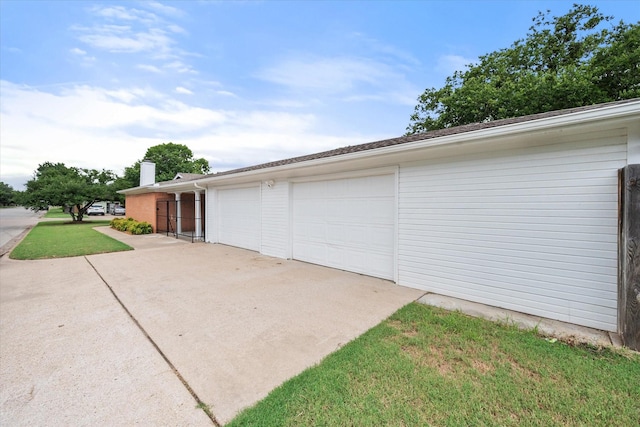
[0,255,211,426]
[0,229,424,425]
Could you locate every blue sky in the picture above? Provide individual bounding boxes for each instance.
[1,1,638,190]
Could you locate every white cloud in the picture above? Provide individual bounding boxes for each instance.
[216,90,237,98]
[145,1,185,18]
[78,26,174,54]
[195,79,223,88]
[175,86,193,95]
[90,5,160,25]
[167,24,186,34]
[136,64,162,73]
[436,54,473,75]
[263,98,311,109]
[72,3,192,68]
[0,80,371,180]
[258,56,389,93]
[68,46,96,66]
[257,54,419,107]
[164,60,196,74]
[348,32,421,67]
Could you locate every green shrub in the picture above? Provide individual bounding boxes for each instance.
[131,221,152,235]
[110,217,153,234]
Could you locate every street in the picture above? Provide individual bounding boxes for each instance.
[0,207,42,255]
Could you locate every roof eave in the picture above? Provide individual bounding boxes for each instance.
[195,100,640,186]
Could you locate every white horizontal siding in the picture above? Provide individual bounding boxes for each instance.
[261,181,290,258]
[398,131,627,331]
[206,188,217,243]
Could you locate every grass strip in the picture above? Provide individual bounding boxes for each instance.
[10,220,132,259]
[229,303,640,427]
[44,206,72,219]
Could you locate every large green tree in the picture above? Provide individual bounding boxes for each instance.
[118,142,210,190]
[0,182,17,206]
[22,162,117,222]
[406,4,640,134]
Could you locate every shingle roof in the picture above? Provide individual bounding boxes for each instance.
[153,173,204,186]
[174,173,204,181]
[205,99,638,178]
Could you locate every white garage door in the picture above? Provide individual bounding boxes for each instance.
[398,131,627,331]
[218,186,260,251]
[293,174,395,280]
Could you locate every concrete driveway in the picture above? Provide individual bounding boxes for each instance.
[1,228,424,425]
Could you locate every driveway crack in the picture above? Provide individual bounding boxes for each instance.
[84,256,220,426]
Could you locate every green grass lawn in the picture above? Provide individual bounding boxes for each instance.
[10,220,132,259]
[229,303,640,427]
[43,206,72,219]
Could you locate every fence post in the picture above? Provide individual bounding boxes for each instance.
[619,164,640,351]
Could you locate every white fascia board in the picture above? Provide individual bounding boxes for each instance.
[155,181,207,193]
[196,101,640,186]
[117,184,158,195]
[118,180,208,195]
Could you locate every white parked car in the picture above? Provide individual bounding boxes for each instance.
[113,206,126,216]
[87,204,105,216]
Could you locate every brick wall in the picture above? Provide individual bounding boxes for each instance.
[125,192,172,232]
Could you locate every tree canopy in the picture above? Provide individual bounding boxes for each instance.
[118,142,210,190]
[0,182,17,206]
[21,162,117,222]
[406,4,640,134]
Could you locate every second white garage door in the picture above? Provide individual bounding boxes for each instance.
[292,174,396,280]
[218,186,260,251]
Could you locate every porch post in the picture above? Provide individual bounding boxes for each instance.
[175,192,182,234]
[194,190,202,239]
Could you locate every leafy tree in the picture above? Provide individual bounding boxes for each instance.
[118,142,210,189]
[22,162,117,222]
[589,22,640,100]
[0,182,17,206]
[407,4,640,134]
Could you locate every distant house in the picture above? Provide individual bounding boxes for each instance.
[120,99,640,341]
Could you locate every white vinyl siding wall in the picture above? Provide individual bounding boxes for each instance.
[261,181,290,258]
[398,130,627,331]
[206,188,217,243]
[217,186,261,251]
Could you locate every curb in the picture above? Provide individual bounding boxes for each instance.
[0,210,45,258]
[0,225,35,258]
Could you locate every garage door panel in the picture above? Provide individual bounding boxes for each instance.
[351,174,395,196]
[218,186,260,251]
[327,249,347,266]
[343,225,365,245]
[372,227,395,247]
[296,242,327,265]
[327,200,344,216]
[326,224,347,244]
[293,174,395,280]
[369,200,395,221]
